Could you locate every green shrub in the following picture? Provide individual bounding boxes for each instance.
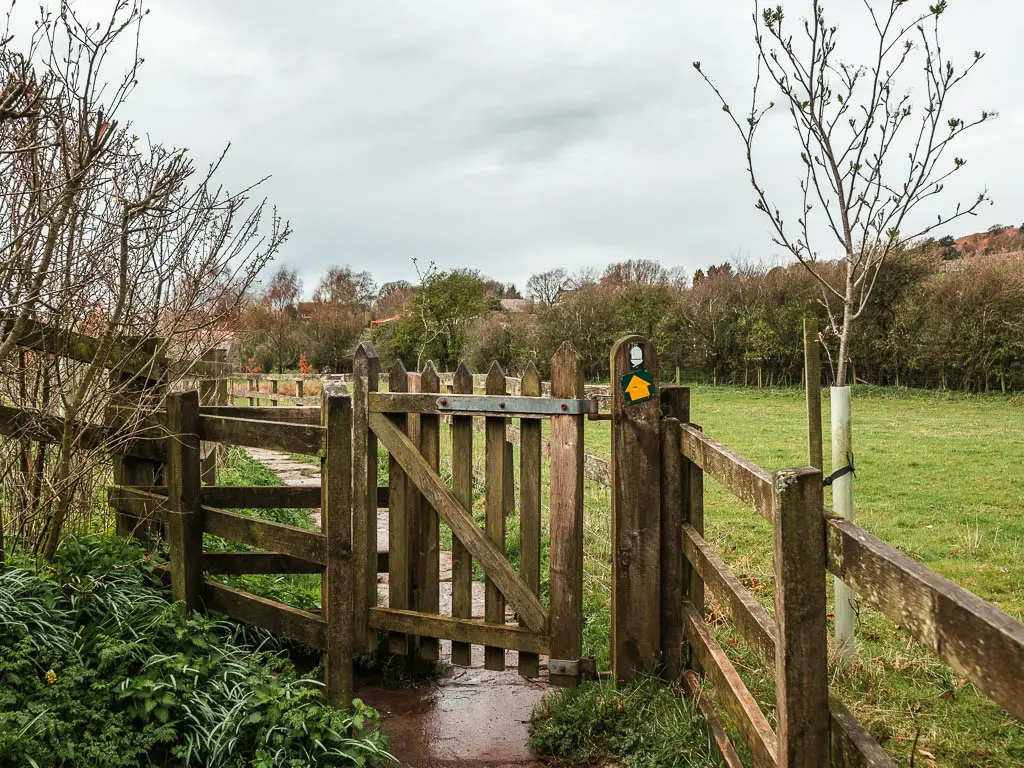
[0,536,391,767]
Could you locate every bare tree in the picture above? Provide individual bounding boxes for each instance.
[0,1,290,559]
[695,0,994,384]
[312,266,376,308]
[261,266,301,373]
[526,268,568,306]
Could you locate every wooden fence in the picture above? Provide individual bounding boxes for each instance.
[656,385,1024,767]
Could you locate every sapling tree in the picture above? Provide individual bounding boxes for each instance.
[695,0,994,660]
[695,0,994,385]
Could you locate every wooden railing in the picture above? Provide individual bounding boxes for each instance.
[662,393,1024,767]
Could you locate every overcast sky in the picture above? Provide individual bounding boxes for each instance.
[16,2,1023,295]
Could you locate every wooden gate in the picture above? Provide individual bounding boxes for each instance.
[350,342,587,685]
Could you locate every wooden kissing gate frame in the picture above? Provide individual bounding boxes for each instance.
[352,341,587,687]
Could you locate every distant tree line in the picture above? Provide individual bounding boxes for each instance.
[240,246,1024,394]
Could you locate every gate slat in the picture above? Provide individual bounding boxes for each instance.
[519,363,543,678]
[417,362,441,661]
[450,363,475,666]
[388,362,411,655]
[485,363,508,671]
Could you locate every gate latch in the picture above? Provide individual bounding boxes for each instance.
[548,657,597,679]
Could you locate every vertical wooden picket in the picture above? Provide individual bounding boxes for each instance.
[549,343,584,687]
[166,390,202,614]
[683,423,705,675]
[450,362,475,666]
[388,361,411,655]
[484,362,508,671]
[773,466,828,767]
[518,363,543,678]
[610,335,661,682]
[352,342,379,651]
[322,380,354,708]
[417,361,441,661]
[659,386,689,680]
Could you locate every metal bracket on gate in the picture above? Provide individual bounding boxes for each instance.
[434,394,592,416]
[548,657,598,679]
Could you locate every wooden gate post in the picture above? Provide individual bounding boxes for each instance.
[484,362,508,671]
[549,343,584,687]
[352,342,379,652]
[417,361,441,662]
[610,335,661,682]
[322,379,354,708]
[387,362,411,655]
[659,386,689,680]
[518,363,543,678]
[772,466,828,767]
[166,390,203,614]
[450,362,475,667]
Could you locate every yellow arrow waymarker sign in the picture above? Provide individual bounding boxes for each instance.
[620,369,655,405]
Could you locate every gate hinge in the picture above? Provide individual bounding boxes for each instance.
[548,657,597,679]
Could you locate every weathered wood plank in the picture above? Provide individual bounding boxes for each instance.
[518,363,543,678]
[773,468,828,768]
[548,343,585,687]
[485,363,508,671]
[387,362,411,655]
[659,407,685,680]
[197,414,324,455]
[829,697,896,768]
[107,486,170,523]
[199,406,321,425]
[368,391,583,418]
[352,342,380,652]
[684,605,778,768]
[165,391,203,613]
[0,404,166,461]
[826,514,1024,721]
[417,362,442,661]
[610,335,661,682]
[203,506,326,565]
[450,362,475,667]
[203,486,322,509]
[202,580,326,650]
[683,424,705,675]
[368,411,548,634]
[201,552,324,575]
[683,523,777,665]
[680,425,773,523]
[322,380,354,707]
[369,608,549,655]
[109,370,164,538]
[680,670,745,768]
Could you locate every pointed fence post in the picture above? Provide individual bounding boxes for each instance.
[166,390,203,614]
[322,378,354,708]
[352,342,379,652]
[549,343,584,687]
[518,362,543,678]
[450,362,475,666]
[387,362,411,655]
[484,362,508,671]
[773,466,828,767]
[417,361,441,662]
[610,335,661,682]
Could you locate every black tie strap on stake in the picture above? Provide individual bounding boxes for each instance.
[824,452,855,487]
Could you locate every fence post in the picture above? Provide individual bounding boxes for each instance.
[659,386,689,680]
[199,349,222,485]
[387,362,411,655]
[352,342,379,652]
[803,318,823,471]
[166,391,203,614]
[610,335,661,682]
[450,362,475,667]
[322,378,353,708]
[417,361,441,662]
[773,466,828,767]
[484,362,508,671]
[549,343,584,687]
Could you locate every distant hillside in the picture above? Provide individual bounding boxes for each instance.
[953,225,1024,257]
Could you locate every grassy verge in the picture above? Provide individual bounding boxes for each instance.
[530,677,727,767]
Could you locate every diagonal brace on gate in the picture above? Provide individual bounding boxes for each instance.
[369,412,549,634]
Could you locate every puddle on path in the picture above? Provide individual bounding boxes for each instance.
[359,665,546,768]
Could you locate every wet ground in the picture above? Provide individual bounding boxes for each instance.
[245,447,549,767]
